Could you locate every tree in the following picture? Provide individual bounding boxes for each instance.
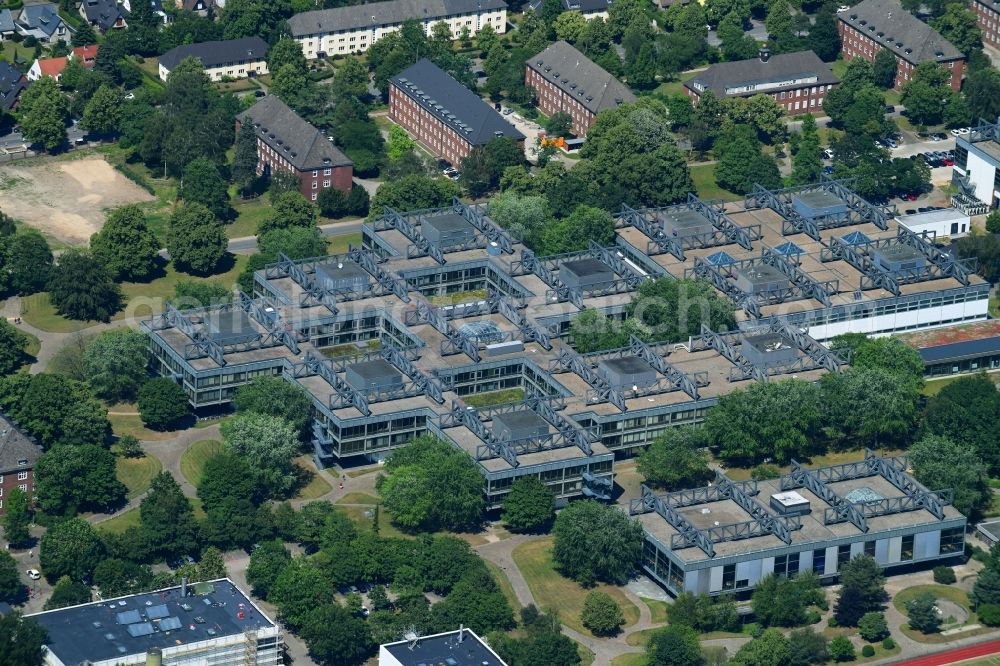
[271,558,335,630]
[987,211,1000,235]
[828,635,855,662]
[0,551,20,602]
[723,95,786,144]
[369,174,461,218]
[137,377,189,430]
[247,540,291,599]
[902,63,957,126]
[581,591,625,636]
[376,436,485,531]
[72,20,97,46]
[140,472,200,560]
[258,191,319,234]
[807,11,841,62]
[835,555,886,626]
[931,3,982,54]
[267,37,306,75]
[638,427,711,491]
[906,592,941,633]
[957,230,1000,284]
[2,230,52,295]
[819,368,919,449]
[431,565,516,634]
[81,84,123,135]
[1,373,109,448]
[909,434,990,517]
[232,118,259,197]
[45,575,91,609]
[569,308,630,353]
[461,137,524,197]
[18,77,68,150]
[964,68,1000,122]
[546,111,574,138]
[705,379,822,465]
[752,573,821,628]
[233,376,314,437]
[502,477,554,533]
[0,612,47,666]
[81,329,149,402]
[790,114,822,186]
[299,603,373,666]
[179,157,231,220]
[93,558,154,597]
[731,629,790,666]
[39,518,104,582]
[922,373,1000,474]
[174,280,231,309]
[90,204,160,281]
[858,612,889,642]
[386,124,417,162]
[788,627,829,666]
[0,320,29,376]
[257,227,327,264]
[47,251,123,323]
[552,500,643,585]
[166,203,228,274]
[626,277,736,343]
[647,624,703,666]
[221,412,300,495]
[714,130,781,194]
[3,486,31,547]
[872,49,898,89]
[318,184,370,218]
[35,445,126,516]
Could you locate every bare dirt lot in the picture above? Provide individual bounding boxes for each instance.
[0,155,155,246]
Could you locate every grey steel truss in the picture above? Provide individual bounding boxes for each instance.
[689,256,763,318]
[380,341,445,405]
[376,206,446,265]
[781,460,868,532]
[487,289,553,350]
[630,484,717,557]
[628,335,708,400]
[452,197,515,255]
[547,347,628,412]
[511,248,584,309]
[821,235,902,295]
[513,245,646,309]
[587,241,648,288]
[293,351,371,416]
[148,304,227,366]
[405,296,481,361]
[271,252,340,313]
[346,247,411,303]
[863,449,948,520]
[237,291,300,354]
[744,179,890,240]
[714,472,798,545]
[616,195,762,258]
[689,325,767,382]
[616,203,685,260]
[760,246,839,306]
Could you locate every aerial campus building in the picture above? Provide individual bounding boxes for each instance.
[141,176,986,511]
[28,578,281,666]
[630,450,966,595]
[953,116,1000,212]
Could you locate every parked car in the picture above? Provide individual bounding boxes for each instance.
[917,207,931,213]
[884,105,895,113]
[254,90,266,98]
[501,107,513,115]
[823,165,834,174]
[930,133,946,141]
[26,569,40,580]
[942,157,954,166]
[837,4,850,10]
[904,193,918,201]
[823,149,834,159]
[885,138,898,149]
[905,208,917,214]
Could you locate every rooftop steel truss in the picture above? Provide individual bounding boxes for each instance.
[293,351,370,416]
[715,472,797,545]
[511,249,584,309]
[548,347,628,412]
[274,252,340,313]
[406,296,481,362]
[968,116,1000,145]
[149,305,227,366]
[744,180,890,240]
[863,449,948,519]
[760,246,839,306]
[381,341,445,405]
[766,319,848,374]
[821,235,902,295]
[629,485,717,557]
[346,247,411,303]
[781,460,868,532]
[689,325,768,383]
[689,257,763,318]
[452,198,515,255]
[588,241,647,289]
[616,203,686,260]
[237,291,300,355]
[628,336,708,400]
[376,206,446,265]
[487,289,553,350]
[895,226,973,286]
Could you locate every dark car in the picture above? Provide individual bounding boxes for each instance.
[905,209,917,215]
[917,207,931,213]
[254,90,266,98]
[885,105,895,113]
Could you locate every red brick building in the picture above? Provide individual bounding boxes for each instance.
[525,41,635,137]
[838,0,965,91]
[684,48,839,115]
[389,59,524,167]
[971,0,1000,49]
[236,95,354,202]
[0,413,41,514]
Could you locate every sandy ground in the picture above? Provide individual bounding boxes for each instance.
[0,155,155,246]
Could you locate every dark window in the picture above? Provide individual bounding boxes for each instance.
[813,548,826,574]
[901,534,915,561]
[865,540,876,558]
[951,222,959,235]
[722,564,736,590]
[955,145,967,169]
[940,527,964,554]
[995,167,1000,193]
[837,544,852,568]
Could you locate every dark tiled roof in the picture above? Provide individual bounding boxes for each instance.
[82,0,126,31]
[391,58,523,146]
[0,61,28,110]
[0,413,41,474]
[839,0,964,62]
[159,37,268,72]
[18,3,65,37]
[685,50,839,97]
[237,95,353,171]
[917,335,1000,363]
[289,0,507,36]
[526,41,635,116]
[972,0,1000,11]
[0,9,15,32]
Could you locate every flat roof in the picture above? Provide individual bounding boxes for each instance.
[347,358,399,381]
[29,579,274,665]
[316,259,369,282]
[600,355,655,375]
[424,212,474,234]
[562,258,612,278]
[875,244,925,261]
[897,208,969,225]
[664,209,713,230]
[795,190,846,209]
[736,264,787,283]
[492,409,550,431]
[381,628,507,666]
[743,332,794,353]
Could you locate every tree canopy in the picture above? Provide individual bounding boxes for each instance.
[82,329,150,402]
[39,518,105,582]
[90,205,160,281]
[638,426,712,491]
[47,251,123,322]
[502,477,555,533]
[137,377,190,430]
[166,203,228,275]
[552,500,643,586]
[221,412,301,496]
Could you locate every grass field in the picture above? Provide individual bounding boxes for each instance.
[116,454,163,500]
[893,584,978,643]
[511,537,640,636]
[485,560,522,620]
[642,597,669,624]
[109,413,179,441]
[463,388,526,408]
[627,627,659,647]
[293,456,333,500]
[179,439,224,487]
[720,448,905,481]
[96,506,142,534]
[611,653,648,666]
[228,195,272,239]
[690,164,742,202]
[336,492,379,505]
[328,232,362,255]
[20,293,92,333]
[116,255,248,321]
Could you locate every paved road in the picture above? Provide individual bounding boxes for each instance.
[226,219,364,254]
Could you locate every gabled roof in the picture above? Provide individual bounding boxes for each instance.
[33,45,97,79]
[236,95,354,172]
[82,0,127,31]
[839,0,964,63]
[526,41,636,116]
[73,43,99,63]
[0,61,28,110]
[0,413,42,475]
[685,50,839,97]
[391,58,524,146]
[159,36,268,72]
[0,8,16,32]
[18,3,65,36]
[288,0,507,36]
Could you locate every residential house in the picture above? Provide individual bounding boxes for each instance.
[27,44,98,81]
[80,0,128,33]
[175,0,215,15]
[0,61,29,111]
[158,36,268,81]
[236,95,355,201]
[684,48,840,115]
[838,0,965,90]
[15,3,73,44]
[0,9,18,39]
[389,58,524,166]
[0,412,42,514]
[525,40,636,136]
[289,0,508,59]
[122,0,167,23]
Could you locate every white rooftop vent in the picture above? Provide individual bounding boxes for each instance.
[770,491,811,516]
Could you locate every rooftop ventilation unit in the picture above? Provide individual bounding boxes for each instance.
[905,47,912,53]
[544,65,552,71]
[398,77,408,83]
[536,60,543,65]
[935,51,943,57]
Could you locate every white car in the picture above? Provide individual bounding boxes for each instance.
[950,128,963,136]
[837,4,850,10]
[823,149,835,159]
[26,569,40,580]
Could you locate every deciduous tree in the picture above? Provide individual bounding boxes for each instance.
[82,329,149,402]
[906,592,941,633]
[502,477,554,533]
[39,518,105,582]
[35,445,126,517]
[552,500,643,585]
[45,576,91,609]
[19,77,68,150]
[258,191,319,234]
[47,251,123,323]
[233,376,314,437]
[4,373,109,448]
[2,230,52,295]
[3,486,31,547]
[90,204,160,281]
[0,612,47,666]
[909,433,990,517]
[638,427,711,490]
[0,551,20,602]
[834,555,886,626]
[788,627,829,666]
[140,471,200,560]
[247,540,292,599]
[0,320,29,376]
[581,591,625,636]
[731,629,790,666]
[299,603,373,666]
[166,203,228,274]
[647,624,703,666]
[81,84,123,135]
[137,377,189,430]
[220,412,300,495]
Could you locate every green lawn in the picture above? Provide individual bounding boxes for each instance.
[611,653,648,666]
[115,255,248,321]
[462,388,526,409]
[690,164,742,202]
[96,506,142,534]
[179,439,224,487]
[652,80,686,98]
[116,454,163,500]
[292,456,334,500]
[109,413,179,441]
[20,293,93,333]
[228,197,272,239]
[922,371,1000,397]
[642,597,669,624]
[328,232,362,255]
[484,560,521,620]
[511,537,641,636]
[336,492,379,505]
[627,627,660,647]
[893,584,978,643]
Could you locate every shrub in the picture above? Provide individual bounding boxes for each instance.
[858,612,888,642]
[861,645,875,658]
[750,463,781,480]
[978,603,1000,626]
[805,610,822,625]
[746,622,763,638]
[580,591,625,636]
[829,635,855,662]
[881,637,895,650]
[933,566,956,585]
